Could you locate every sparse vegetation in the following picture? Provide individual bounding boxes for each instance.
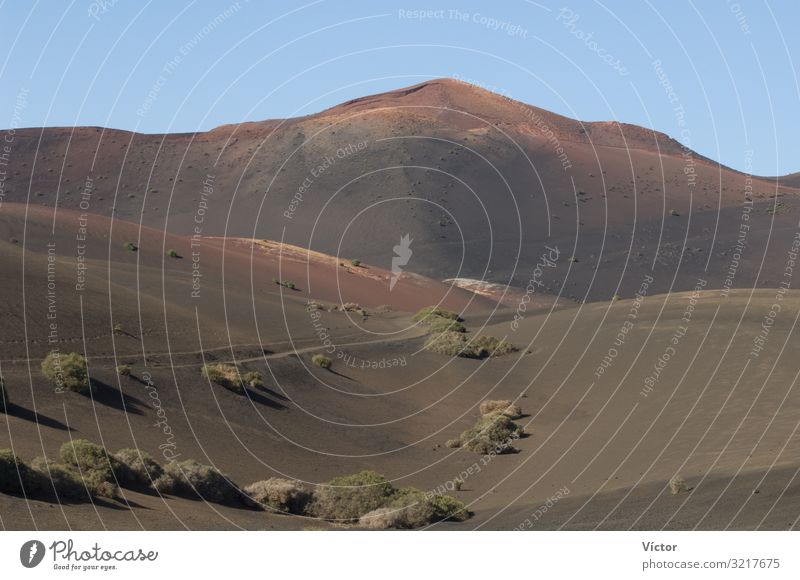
[59,439,121,498]
[244,478,311,514]
[424,332,515,359]
[113,448,164,488]
[449,411,524,454]
[669,475,688,495]
[116,364,132,377]
[273,278,296,290]
[167,249,180,258]
[29,457,87,500]
[123,241,138,251]
[312,354,332,369]
[412,305,461,325]
[669,209,680,217]
[306,300,325,311]
[41,352,93,395]
[155,459,246,505]
[0,449,39,496]
[427,317,467,334]
[350,259,361,267]
[242,371,263,389]
[201,363,246,395]
[479,399,523,419]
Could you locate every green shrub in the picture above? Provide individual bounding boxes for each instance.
[123,242,138,252]
[453,412,523,454]
[312,354,332,369]
[201,363,245,395]
[113,448,164,488]
[412,306,460,324]
[116,364,132,377]
[273,278,296,290]
[167,249,180,258]
[351,259,361,267]
[41,352,93,395]
[469,335,516,358]
[244,478,311,514]
[59,439,120,498]
[311,470,395,522]
[29,457,87,501]
[0,449,38,496]
[155,459,245,505]
[427,493,470,522]
[242,371,263,389]
[479,399,523,419]
[424,331,470,357]
[427,318,467,334]
[359,488,469,529]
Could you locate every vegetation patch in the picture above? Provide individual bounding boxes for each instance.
[201,363,248,395]
[41,352,93,395]
[273,277,296,290]
[479,399,523,419]
[59,439,121,498]
[312,354,332,369]
[448,411,524,454]
[123,241,138,252]
[412,305,461,325]
[244,478,311,514]
[114,448,164,488]
[155,459,248,505]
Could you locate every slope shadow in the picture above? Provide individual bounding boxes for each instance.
[3,403,73,431]
[90,380,145,415]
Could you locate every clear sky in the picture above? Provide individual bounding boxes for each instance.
[1,0,797,176]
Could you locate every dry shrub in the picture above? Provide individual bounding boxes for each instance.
[41,352,93,395]
[469,335,516,357]
[412,306,460,324]
[479,399,523,419]
[244,478,311,514]
[427,318,466,334]
[424,332,515,359]
[29,457,88,501]
[155,459,246,505]
[456,412,523,454]
[359,488,468,529]
[669,475,688,495]
[310,470,395,522]
[201,363,245,395]
[59,440,121,498]
[312,354,332,369]
[114,448,164,488]
[0,449,39,496]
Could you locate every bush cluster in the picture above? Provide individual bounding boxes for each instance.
[447,408,524,454]
[41,352,93,395]
[201,363,261,394]
[311,354,332,369]
[415,306,516,359]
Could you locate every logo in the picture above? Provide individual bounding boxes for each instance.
[20,540,45,568]
[390,234,413,291]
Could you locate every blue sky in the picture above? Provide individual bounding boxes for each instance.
[1,0,797,176]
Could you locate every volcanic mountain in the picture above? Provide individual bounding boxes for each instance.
[3,78,797,301]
